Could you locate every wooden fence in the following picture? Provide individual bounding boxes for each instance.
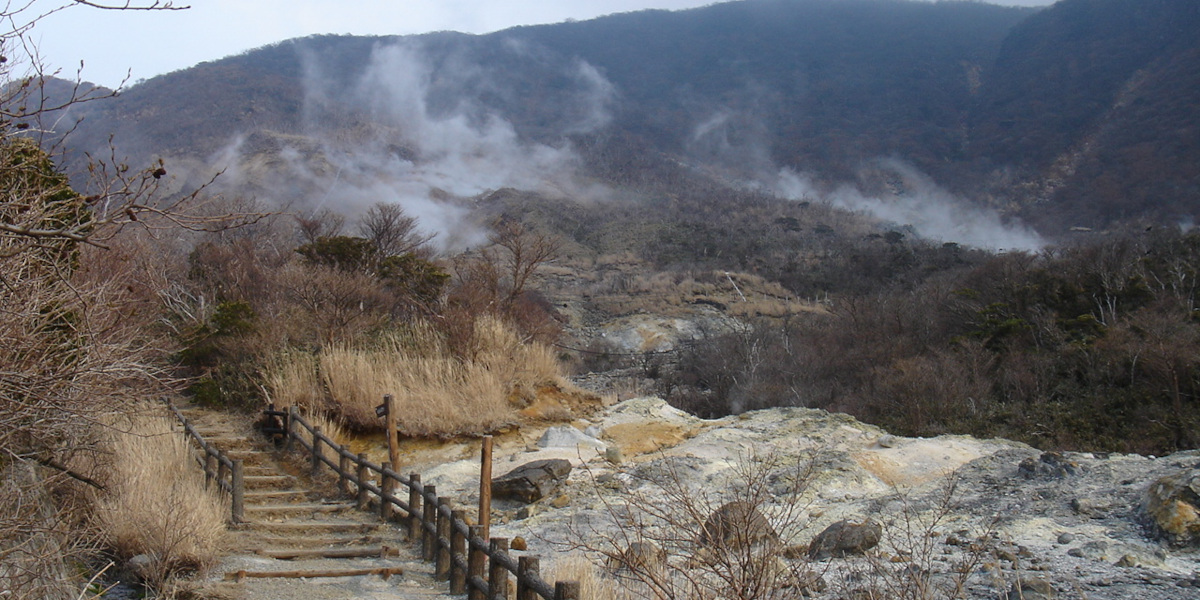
[267,403,581,600]
[168,401,245,523]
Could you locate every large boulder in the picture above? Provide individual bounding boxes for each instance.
[807,519,882,560]
[698,501,779,550]
[1143,467,1200,546]
[492,459,573,504]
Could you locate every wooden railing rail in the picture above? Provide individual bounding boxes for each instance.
[274,403,580,600]
[167,400,245,523]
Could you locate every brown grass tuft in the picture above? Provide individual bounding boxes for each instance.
[547,553,623,600]
[267,316,567,437]
[93,413,227,591]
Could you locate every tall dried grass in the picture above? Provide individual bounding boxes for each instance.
[547,553,623,600]
[93,413,227,591]
[267,316,565,437]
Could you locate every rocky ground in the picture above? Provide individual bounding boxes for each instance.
[399,396,1200,600]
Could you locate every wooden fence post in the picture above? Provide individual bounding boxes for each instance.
[488,538,510,600]
[380,462,394,521]
[422,484,437,561]
[479,435,493,540]
[204,452,216,488]
[435,497,452,579]
[384,394,399,477]
[217,458,229,488]
[310,425,323,478]
[450,509,467,594]
[554,581,580,600]
[408,474,422,540]
[468,525,486,600]
[231,459,245,524]
[338,446,350,495]
[518,556,540,600]
[356,454,370,510]
[285,406,298,452]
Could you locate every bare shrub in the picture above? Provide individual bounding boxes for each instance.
[0,462,100,600]
[832,481,996,600]
[93,412,227,593]
[571,452,822,600]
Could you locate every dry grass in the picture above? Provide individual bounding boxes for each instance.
[93,413,227,591]
[547,553,624,600]
[262,351,323,413]
[268,316,566,437]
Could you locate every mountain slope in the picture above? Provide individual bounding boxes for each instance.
[53,0,1200,237]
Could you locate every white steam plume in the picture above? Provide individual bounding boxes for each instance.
[773,161,1045,252]
[214,39,616,251]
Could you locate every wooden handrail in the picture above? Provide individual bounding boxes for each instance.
[271,400,580,599]
[167,400,245,523]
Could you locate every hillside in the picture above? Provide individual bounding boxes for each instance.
[48,0,1200,239]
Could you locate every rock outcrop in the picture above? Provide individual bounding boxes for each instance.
[403,397,1200,599]
[491,458,572,503]
[1144,467,1200,546]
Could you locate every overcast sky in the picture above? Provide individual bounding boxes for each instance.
[33,0,1056,89]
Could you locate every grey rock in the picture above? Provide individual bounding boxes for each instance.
[1071,497,1107,517]
[807,519,882,560]
[877,434,900,448]
[698,501,779,550]
[1019,451,1083,479]
[125,554,154,581]
[1068,541,1111,561]
[1057,532,1076,545]
[1002,577,1056,599]
[492,458,573,503]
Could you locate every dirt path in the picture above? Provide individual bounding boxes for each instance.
[175,405,457,600]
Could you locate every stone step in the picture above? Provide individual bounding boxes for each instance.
[239,521,386,535]
[243,490,314,503]
[254,546,401,560]
[223,566,405,581]
[200,436,257,450]
[220,450,274,466]
[244,502,359,517]
[241,533,388,548]
[243,465,282,476]
[243,475,297,490]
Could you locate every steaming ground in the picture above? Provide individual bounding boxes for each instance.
[206,38,617,251]
[773,163,1045,252]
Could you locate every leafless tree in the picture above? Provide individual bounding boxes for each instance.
[0,3,259,597]
[357,201,435,258]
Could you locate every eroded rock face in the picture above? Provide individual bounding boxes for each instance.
[698,501,779,550]
[1143,467,1200,546]
[807,519,882,560]
[492,458,572,504]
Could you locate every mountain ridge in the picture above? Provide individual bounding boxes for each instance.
[51,0,1200,239]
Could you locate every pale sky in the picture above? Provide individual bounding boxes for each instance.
[31,0,1056,89]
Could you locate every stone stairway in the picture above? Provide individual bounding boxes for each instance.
[175,405,455,600]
